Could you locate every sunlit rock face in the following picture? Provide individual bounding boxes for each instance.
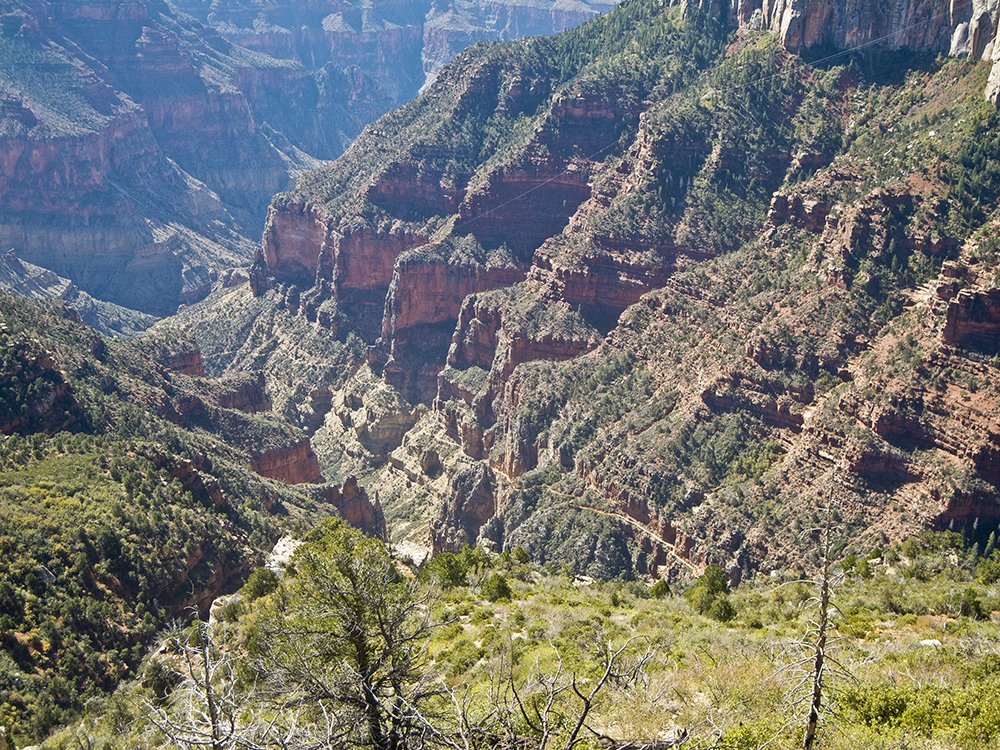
[721,0,1000,101]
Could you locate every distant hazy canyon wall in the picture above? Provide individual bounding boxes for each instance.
[0,0,618,318]
[172,0,622,91]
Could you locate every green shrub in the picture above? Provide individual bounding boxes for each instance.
[526,620,548,639]
[243,568,280,602]
[976,550,1000,584]
[708,596,737,622]
[685,563,730,614]
[221,599,244,623]
[482,573,513,602]
[700,564,729,595]
[955,587,984,619]
[650,579,671,599]
[445,638,485,677]
[424,552,468,588]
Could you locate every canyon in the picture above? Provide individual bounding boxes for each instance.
[172,0,1000,582]
[6,0,1000,584]
[9,1,1000,737]
[0,0,616,317]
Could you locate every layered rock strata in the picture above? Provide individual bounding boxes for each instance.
[942,288,1000,351]
[3,0,612,319]
[195,0,1000,581]
[0,0,321,315]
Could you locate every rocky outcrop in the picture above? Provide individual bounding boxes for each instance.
[530,251,675,330]
[435,288,601,478]
[701,383,806,432]
[0,330,84,436]
[445,292,598,447]
[365,411,491,546]
[430,461,498,553]
[768,194,834,232]
[314,476,388,539]
[164,348,206,377]
[720,0,1000,102]
[309,365,426,480]
[167,457,228,509]
[382,254,527,346]
[248,248,272,297]
[260,208,432,335]
[837,442,917,486]
[730,0,991,57]
[333,369,424,454]
[933,469,1000,528]
[378,249,530,403]
[460,168,594,259]
[942,288,1000,351]
[447,294,598,380]
[251,439,325,484]
[261,202,331,282]
[210,372,273,413]
[134,330,207,376]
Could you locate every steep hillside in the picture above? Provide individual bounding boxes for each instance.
[0,292,384,739]
[76,528,1000,750]
[176,0,1000,583]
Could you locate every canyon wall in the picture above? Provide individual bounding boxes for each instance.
[200,0,1000,579]
[715,0,1000,101]
[2,0,613,319]
[943,288,1000,351]
[251,439,325,484]
[173,0,619,98]
[0,0,322,315]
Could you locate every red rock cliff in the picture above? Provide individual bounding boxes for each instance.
[942,288,1000,351]
[382,254,527,346]
[251,439,325,484]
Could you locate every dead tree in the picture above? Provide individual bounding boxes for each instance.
[774,503,852,750]
[475,634,661,750]
[141,620,272,750]
[803,510,833,750]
